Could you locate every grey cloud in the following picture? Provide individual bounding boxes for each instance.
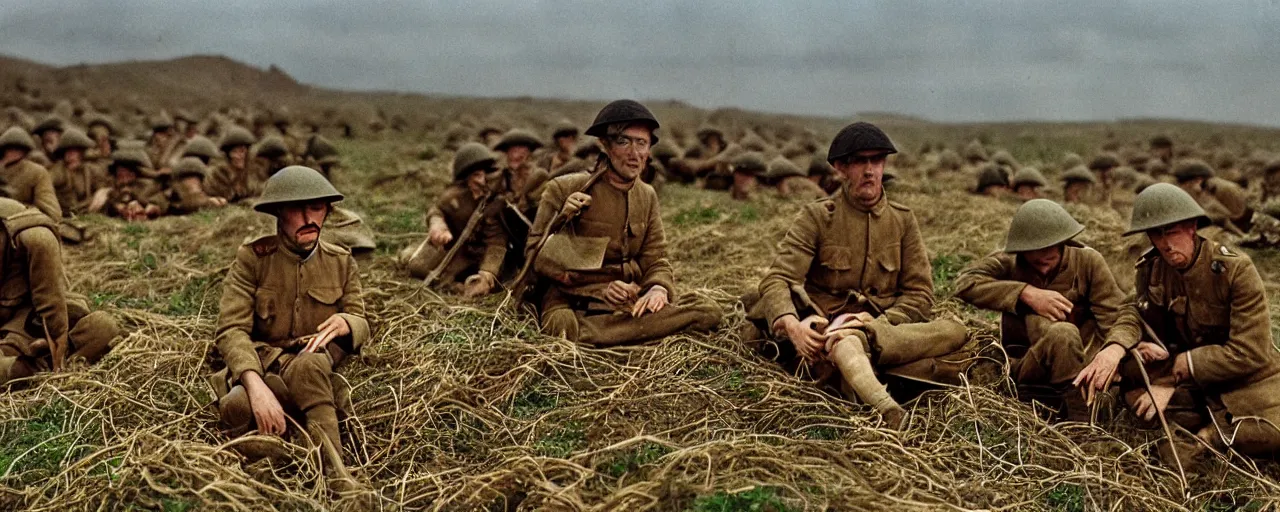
[2,0,1280,124]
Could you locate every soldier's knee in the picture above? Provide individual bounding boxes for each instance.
[218,385,254,434]
[689,298,723,330]
[541,308,580,341]
[70,311,120,363]
[1042,322,1081,344]
[936,318,968,343]
[400,243,433,278]
[288,353,333,380]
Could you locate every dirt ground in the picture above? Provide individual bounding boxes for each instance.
[3,92,1280,510]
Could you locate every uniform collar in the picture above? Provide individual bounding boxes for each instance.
[841,185,886,217]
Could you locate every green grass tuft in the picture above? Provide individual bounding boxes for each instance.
[688,486,790,512]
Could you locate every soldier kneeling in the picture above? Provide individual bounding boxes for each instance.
[209,166,371,494]
[0,197,120,387]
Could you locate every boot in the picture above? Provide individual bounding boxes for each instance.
[828,331,906,429]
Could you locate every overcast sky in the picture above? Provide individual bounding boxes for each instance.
[3,1,1279,125]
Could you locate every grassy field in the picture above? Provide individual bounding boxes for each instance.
[2,119,1280,511]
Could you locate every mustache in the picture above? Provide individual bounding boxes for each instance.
[295,223,321,235]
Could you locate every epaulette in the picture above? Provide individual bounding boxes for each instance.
[1134,246,1159,268]
[318,239,351,256]
[888,200,911,212]
[245,234,279,257]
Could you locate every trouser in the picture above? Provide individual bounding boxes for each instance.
[540,296,723,347]
[399,240,478,283]
[1003,315,1087,387]
[0,310,121,386]
[216,350,342,449]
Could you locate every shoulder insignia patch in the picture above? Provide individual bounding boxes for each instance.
[249,234,279,257]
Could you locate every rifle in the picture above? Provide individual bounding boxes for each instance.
[501,156,610,309]
[423,192,491,286]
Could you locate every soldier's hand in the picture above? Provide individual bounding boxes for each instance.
[428,226,454,247]
[843,312,875,329]
[1019,286,1073,322]
[777,315,828,362]
[1135,341,1169,363]
[1072,343,1125,406]
[1131,383,1176,422]
[144,204,161,218]
[604,280,641,308]
[211,196,228,207]
[632,286,669,317]
[560,192,593,217]
[243,372,287,435]
[1171,352,1191,383]
[305,315,351,353]
[463,271,497,298]
[88,188,112,213]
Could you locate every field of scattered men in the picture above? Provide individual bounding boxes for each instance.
[4,64,1280,509]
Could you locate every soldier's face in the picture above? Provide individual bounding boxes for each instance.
[65,149,83,166]
[604,125,652,182]
[1021,245,1062,276]
[1015,185,1041,200]
[2,148,25,165]
[466,169,488,195]
[1147,221,1197,269]
[114,167,137,185]
[181,176,203,193]
[280,201,329,248]
[506,146,531,168]
[1064,182,1089,202]
[556,135,576,153]
[41,131,60,152]
[229,146,248,168]
[835,150,887,203]
[1178,178,1205,193]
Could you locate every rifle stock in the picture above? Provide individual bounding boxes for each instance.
[424,193,490,286]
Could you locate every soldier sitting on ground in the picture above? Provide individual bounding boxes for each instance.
[975,163,1010,197]
[762,156,827,200]
[399,143,508,297]
[1076,183,1280,465]
[1060,166,1097,204]
[165,157,229,214]
[526,100,722,346]
[49,127,109,217]
[1010,167,1047,201]
[741,122,968,429]
[955,200,1139,420]
[0,194,120,388]
[102,146,168,221]
[729,151,766,201]
[206,126,260,204]
[210,165,370,494]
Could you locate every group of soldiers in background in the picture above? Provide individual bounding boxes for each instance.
[2,96,1279,497]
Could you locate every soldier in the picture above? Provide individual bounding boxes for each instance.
[0,196,120,388]
[399,143,507,297]
[252,136,294,181]
[730,151,766,201]
[763,156,826,200]
[526,99,722,346]
[103,147,168,221]
[210,165,369,493]
[963,139,989,167]
[1076,183,1280,461]
[975,163,1010,197]
[0,126,61,220]
[177,136,219,166]
[85,114,116,163]
[166,157,228,214]
[666,126,726,184]
[1010,167,1048,201]
[1060,166,1096,204]
[48,128,108,217]
[29,115,65,166]
[145,112,175,176]
[538,120,579,174]
[742,122,967,428]
[207,126,259,204]
[494,129,550,273]
[1173,159,1253,234]
[478,126,503,147]
[1264,159,1280,204]
[1149,135,1174,165]
[955,200,1137,418]
[808,150,842,194]
[1088,153,1121,206]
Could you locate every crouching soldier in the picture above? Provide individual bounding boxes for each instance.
[399,143,508,297]
[527,100,722,346]
[1075,183,1280,463]
[166,157,228,214]
[0,197,120,387]
[742,122,967,428]
[955,200,1138,419]
[210,166,370,493]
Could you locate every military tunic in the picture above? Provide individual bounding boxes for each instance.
[206,163,260,204]
[746,187,966,383]
[2,159,62,220]
[49,161,109,216]
[528,172,722,346]
[1117,237,1280,455]
[213,235,370,444]
[402,185,507,282]
[0,201,119,385]
[955,245,1137,386]
[106,178,169,218]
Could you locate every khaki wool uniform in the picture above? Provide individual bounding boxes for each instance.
[166,181,222,214]
[1202,178,1253,230]
[212,235,371,449]
[206,163,261,204]
[498,164,550,275]
[3,159,62,220]
[0,200,120,385]
[745,188,967,390]
[1117,238,1280,456]
[529,173,722,346]
[50,161,109,215]
[955,245,1135,386]
[402,185,507,282]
